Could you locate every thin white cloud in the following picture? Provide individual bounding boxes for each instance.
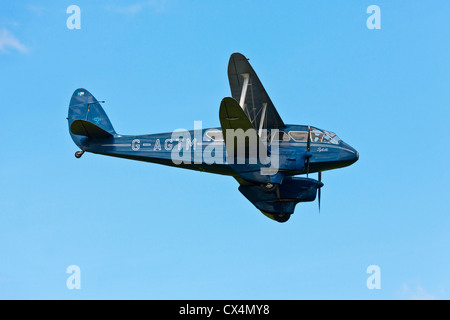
[111,3,145,15]
[0,28,28,54]
[401,283,436,300]
[106,0,168,15]
[25,4,45,16]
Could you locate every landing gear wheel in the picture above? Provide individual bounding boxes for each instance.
[273,212,290,223]
[75,151,84,158]
[260,182,279,193]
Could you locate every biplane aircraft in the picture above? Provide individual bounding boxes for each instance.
[68,53,358,222]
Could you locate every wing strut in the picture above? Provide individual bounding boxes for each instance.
[258,102,267,137]
[239,73,250,108]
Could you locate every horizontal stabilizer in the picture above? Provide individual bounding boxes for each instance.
[70,119,114,139]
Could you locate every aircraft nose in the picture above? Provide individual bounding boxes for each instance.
[339,142,359,164]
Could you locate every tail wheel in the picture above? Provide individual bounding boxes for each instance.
[75,151,84,158]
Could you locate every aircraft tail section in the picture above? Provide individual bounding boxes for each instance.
[70,119,114,139]
[68,88,116,147]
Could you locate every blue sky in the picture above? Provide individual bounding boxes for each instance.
[1,0,449,299]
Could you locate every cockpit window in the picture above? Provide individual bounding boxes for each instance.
[205,130,224,141]
[289,129,341,144]
[310,130,324,143]
[322,130,341,144]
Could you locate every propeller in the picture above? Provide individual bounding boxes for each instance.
[304,126,322,212]
[318,171,322,212]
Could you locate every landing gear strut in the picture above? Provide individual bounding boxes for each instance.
[75,150,85,158]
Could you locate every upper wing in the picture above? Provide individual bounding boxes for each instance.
[227,52,285,131]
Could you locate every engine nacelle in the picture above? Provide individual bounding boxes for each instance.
[238,177,323,216]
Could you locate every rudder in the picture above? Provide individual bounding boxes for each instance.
[68,88,116,147]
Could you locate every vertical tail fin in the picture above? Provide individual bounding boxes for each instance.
[67,88,116,147]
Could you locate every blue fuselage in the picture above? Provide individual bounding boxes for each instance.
[78,124,358,178]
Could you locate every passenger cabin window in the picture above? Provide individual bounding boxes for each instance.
[205,130,224,141]
[270,131,290,142]
[288,131,309,142]
[289,130,341,144]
